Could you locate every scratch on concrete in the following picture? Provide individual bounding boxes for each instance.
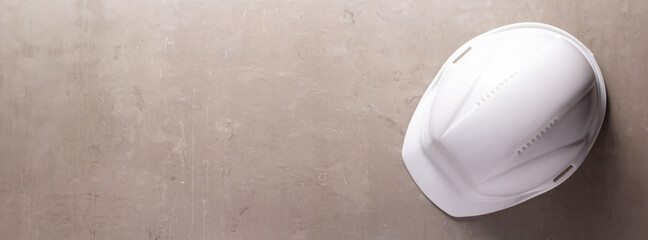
[133,86,145,112]
[0,65,4,94]
[203,104,210,240]
[188,89,197,239]
[239,206,249,215]
[167,198,178,240]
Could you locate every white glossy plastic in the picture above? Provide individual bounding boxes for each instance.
[401,22,606,217]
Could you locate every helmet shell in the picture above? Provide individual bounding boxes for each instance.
[401,22,606,217]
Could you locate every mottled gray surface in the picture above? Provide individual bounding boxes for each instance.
[0,1,647,239]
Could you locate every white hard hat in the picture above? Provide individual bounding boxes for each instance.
[401,22,606,217]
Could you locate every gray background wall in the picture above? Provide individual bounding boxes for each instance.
[1,0,646,239]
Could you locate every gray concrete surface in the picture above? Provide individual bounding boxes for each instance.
[1,0,647,239]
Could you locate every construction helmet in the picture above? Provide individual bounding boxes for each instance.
[402,22,606,217]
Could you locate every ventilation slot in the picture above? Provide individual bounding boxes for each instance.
[452,46,472,64]
[516,117,559,155]
[477,71,518,106]
[553,165,574,182]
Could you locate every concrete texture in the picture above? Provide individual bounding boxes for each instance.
[0,0,647,239]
